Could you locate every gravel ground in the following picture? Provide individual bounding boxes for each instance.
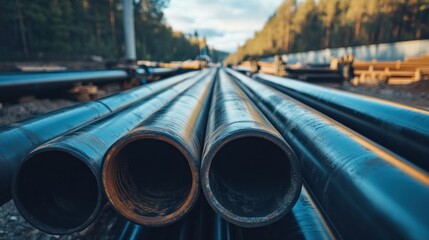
[0,99,76,126]
[0,80,428,239]
[0,201,120,240]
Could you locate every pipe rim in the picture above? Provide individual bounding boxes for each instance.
[201,126,302,227]
[12,146,104,235]
[102,129,199,226]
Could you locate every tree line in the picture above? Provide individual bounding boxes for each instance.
[225,0,429,64]
[0,0,206,62]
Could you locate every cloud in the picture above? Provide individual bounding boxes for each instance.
[168,14,195,25]
[198,28,225,38]
[164,0,283,52]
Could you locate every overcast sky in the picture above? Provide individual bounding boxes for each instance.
[164,0,284,53]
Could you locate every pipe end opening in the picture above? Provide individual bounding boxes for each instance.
[104,137,195,225]
[207,136,300,225]
[14,150,99,233]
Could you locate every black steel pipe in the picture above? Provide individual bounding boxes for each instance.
[135,67,179,79]
[150,67,178,76]
[112,197,232,240]
[192,196,234,240]
[116,204,196,240]
[228,68,429,239]
[233,186,338,240]
[0,71,200,207]
[100,71,199,111]
[254,73,429,171]
[116,215,194,240]
[11,71,209,234]
[114,197,216,240]
[102,68,216,226]
[233,66,252,75]
[0,70,129,97]
[201,69,302,227]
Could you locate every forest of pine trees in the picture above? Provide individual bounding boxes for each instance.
[0,0,203,62]
[225,0,429,64]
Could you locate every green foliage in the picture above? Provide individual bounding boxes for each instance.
[225,0,429,64]
[0,0,200,62]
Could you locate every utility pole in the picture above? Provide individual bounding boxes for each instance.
[123,0,136,63]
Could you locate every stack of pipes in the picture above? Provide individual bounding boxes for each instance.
[0,67,428,239]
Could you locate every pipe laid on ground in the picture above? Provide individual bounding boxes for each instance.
[116,207,195,240]
[150,67,178,76]
[103,69,216,226]
[253,73,429,171]
[201,69,302,228]
[100,71,199,111]
[228,68,429,239]
[135,67,179,79]
[193,197,234,240]
[12,71,209,234]
[0,70,129,97]
[0,71,199,207]
[233,186,338,240]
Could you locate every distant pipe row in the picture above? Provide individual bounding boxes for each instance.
[0,70,130,98]
[0,68,182,98]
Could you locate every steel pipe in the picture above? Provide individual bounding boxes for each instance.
[0,70,130,97]
[11,71,209,234]
[233,186,338,240]
[116,206,195,240]
[150,67,178,76]
[135,67,179,79]
[188,195,234,240]
[201,69,302,227]
[116,215,194,240]
[102,69,216,226]
[0,71,199,207]
[254,73,429,171]
[113,197,232,240]
[228,68,429,239]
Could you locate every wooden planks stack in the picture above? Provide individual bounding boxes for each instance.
[354,55,429,85]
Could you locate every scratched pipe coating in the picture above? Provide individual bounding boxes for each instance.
[103,69,215,226]
[228,68,429,239]
[0,71,199,207]
[201,69,302,227]
[254,73,429,171]
[11,71,208,234]
[233,186,337,240]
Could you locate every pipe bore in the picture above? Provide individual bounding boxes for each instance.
[203,133,298,227]
[209,137,292,217]
[13,150,100,234]
[103,136,196,226]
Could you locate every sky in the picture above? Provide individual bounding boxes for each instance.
[164,0,284,53]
